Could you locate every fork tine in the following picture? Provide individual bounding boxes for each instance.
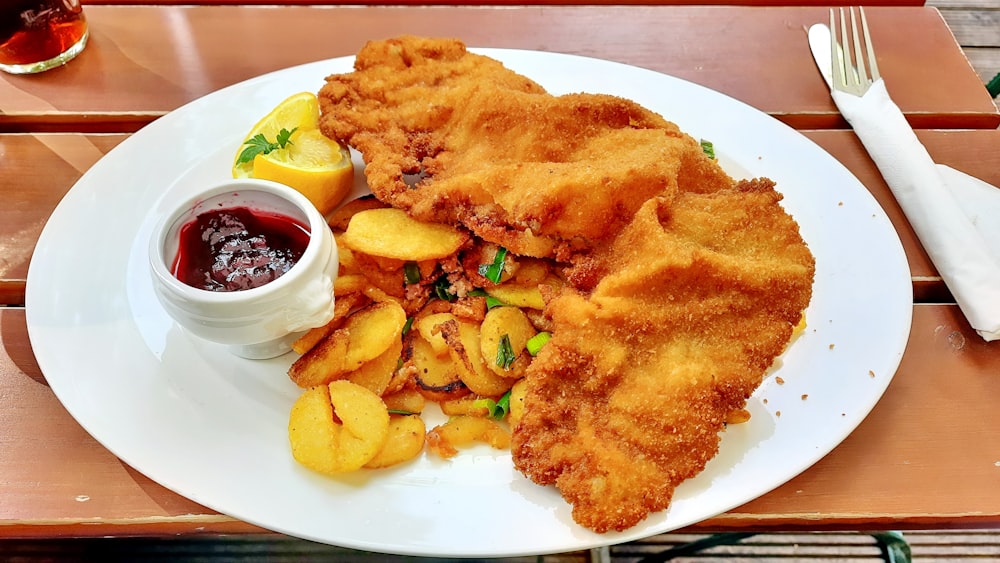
[837,7,857,89]
[829,6,876,96]
[849,7,867,86]
[829,8,846,90]
[859,6,881,82]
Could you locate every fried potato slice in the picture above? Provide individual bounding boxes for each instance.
[480,306,537,378]
[415,312,456,357]
[486,284,545,310]
[341,208,469,261]
[288,381,390,474]
[348,337,403,396]
[507,378,528,429]
[383,388,426,414]
[439,396,489,417]
[426,415,511,459]
[328,195,388,232]
[288,301,407,388]
[408,332,469,402]
[334,274,371,296]
[291,291,369,355]
[437,319,514,397]
[363,414,426,469]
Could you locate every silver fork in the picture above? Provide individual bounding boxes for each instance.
[830,6,881,96]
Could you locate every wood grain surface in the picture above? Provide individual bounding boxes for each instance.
[5,130,999,306]
[1,6,997,132]
[3,304,998,536]
[3,2,999,544]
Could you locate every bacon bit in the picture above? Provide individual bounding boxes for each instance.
[801,394,808,400]
[775,411,781,417]
[775,376,785,385]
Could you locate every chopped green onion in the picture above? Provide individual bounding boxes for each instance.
[403,262,421,285]
[700,139,716,160]
[474,389,512,420]
[402,316,414,336]
[526,331,551,356]
[433,277,457,302]
[468,289,506,309]
[388,409,416,416]
[495,334,516,370]
[478,246,508,284]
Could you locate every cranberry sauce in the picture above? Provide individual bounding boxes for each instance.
[171,206,311,292]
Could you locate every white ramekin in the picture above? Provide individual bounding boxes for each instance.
[148,179,338,359]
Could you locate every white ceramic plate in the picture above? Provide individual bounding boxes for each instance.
[25,49,912,557]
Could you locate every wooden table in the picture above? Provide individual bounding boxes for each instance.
[2,3,999,552]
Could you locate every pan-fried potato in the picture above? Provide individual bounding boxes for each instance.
[507,379,528,429]
[415,312,456,357]
[363,415,426,469]
[437,319,513,397]
[288,301,407,388]
[333,233,361,275]
[291,291,369,355]
[408,333,469,402]
[334,274,371,296]
[383,388,426,414]
[348,337,403,396]
[486,284,545,310]
[439,396,489,417]
[341,208,469,261]
[285,199,560,475]
[352,252,406,299]
[425,415,511,459]
[480,306,537,378]
[328,195,387,231]
[509,258,550,286]
[288,381,390,474]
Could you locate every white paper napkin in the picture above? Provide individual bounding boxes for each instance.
[809,24,1000,341]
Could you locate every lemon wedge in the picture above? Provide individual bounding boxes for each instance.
[232,92,354,216]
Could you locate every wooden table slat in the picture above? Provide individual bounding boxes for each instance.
[2,6,997,132]
[81,0,930,4]
[3,304,998,536]
[4,3,999,546]
[6,130,999,307]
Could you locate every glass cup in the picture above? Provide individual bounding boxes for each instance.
[0,0,88,75]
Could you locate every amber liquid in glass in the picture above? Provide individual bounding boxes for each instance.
[0,0,87,69]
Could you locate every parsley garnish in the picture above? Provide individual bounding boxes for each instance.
[236,127,298,165]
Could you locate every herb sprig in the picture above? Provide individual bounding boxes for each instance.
[236,127,298,165]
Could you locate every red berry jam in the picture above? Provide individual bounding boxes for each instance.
[171,206,310,292]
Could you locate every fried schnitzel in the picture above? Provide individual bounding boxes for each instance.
[512,181,815,532]
[319,36,724,260]
[318,36,815,533]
